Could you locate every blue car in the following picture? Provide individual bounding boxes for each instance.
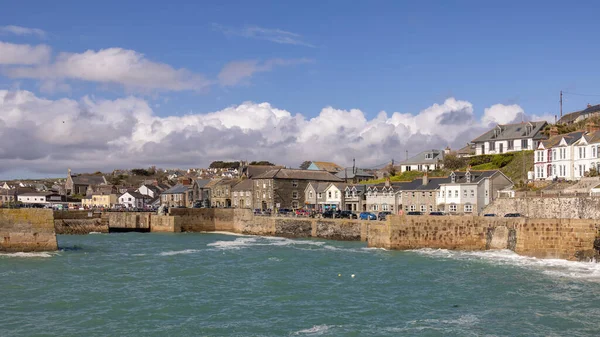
[359,212,377,220]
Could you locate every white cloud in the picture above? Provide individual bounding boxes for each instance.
[0,25,46,38]
[0,91,545,177]
[218,58,314,86]
[213,24,315,47]
[0,41,51,65]
[5,47,211,92]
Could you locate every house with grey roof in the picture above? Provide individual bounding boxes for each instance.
[253,168,342,210]
[65,168,107,195]
[398,149,445,173]
[232,179,253,209]
[343,184,367,212]
[191,179,212,207]
[437,170,513,214]
[336,168,375,183]
[558,103,600,125]
[304,182,330,211]
[160,184,192,208]
[472,121,548,156]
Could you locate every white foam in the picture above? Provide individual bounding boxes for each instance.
[293,324,332,335]
[158,249,200,256]
[207,236,326,250]
[0,252,54,258]
[88,232,103,234]
[410,248,600,281]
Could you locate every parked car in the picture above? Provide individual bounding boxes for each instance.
[322,210,338,218]
[429,211,445,216]
[359,212,377,220]
[339,210,357,219]
[407,211,423,216]
[377,211,392,221]
[278,208,293,215]
[483,213,496,217]
[504,213,522,217]
[295,209,310,216]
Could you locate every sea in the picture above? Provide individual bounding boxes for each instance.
[1,232,600,337]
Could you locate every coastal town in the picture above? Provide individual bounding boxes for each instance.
[4,103,600,219]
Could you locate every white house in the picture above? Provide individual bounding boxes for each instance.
[17,192,63,205]
[365,183,398,212]
[472,121,548,156]
[137,184,161,198]
[118,191,150,209]
[534,128,600,181]
[398,149,444,173]
[437,170,513,214]
[321,183,345,211]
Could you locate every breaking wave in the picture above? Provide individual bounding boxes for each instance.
[410,248,600,281]
[0,252,55,258]
[207,236,326,250]
[158,249,200,256]
[293,324,333,335]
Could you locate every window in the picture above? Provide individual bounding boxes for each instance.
[463,190,467,197]
[373,204,379,211]
[345,191,350,198]
[522,139,528,150]
[593,147,597,158]
[255,180,259,186]
[454,190,458,197]
[292,201,299,208]
[335,191,339,198]
[309,191,313,198]
[451,173,456,183]
[470,189,474,197]
[429,205,433,212]
[382,204,389,211]
[464,204,473,213]
[421,192,425,197]
[489,142,495,151]
[292,180,298,187]
[418,164,423,171]
[292,191,298,199]
[406,166,411,171]
[420,205,426,212]
[263,182,266,188]
[128,197,132,201]
[449,204,457,212]
[485,190,489,198]
[410,205,416,211]
[442,191,445,197]
[425,153,432,159]
[318,193,322,199]
[507,140,513,150]
[412,192,415,197]
[328,191,332,198]
[263,193,266,199]
[429,192,433,197]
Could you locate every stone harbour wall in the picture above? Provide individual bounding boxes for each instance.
[483,196,600,219]
[0,209,58,252]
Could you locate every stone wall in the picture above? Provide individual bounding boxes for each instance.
[107,213,150,231]
[150,215,181,233]
[365,215,600,261]
[483,196,600,219]
[0,209,58,252]
[53,210,108,234]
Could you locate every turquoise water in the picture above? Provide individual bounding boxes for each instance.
[1,233,600,337]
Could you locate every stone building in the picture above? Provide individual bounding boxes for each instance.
[65,169,107,195]
[401,175,452,213]
[253,168,343,210]
[191,179,213,208]
[232,179,253,209]
[343,185,367,212]
[211,179,238,208]
[304,182,330,211]
[160,184,191,208]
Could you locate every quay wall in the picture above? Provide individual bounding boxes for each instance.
[483,196,600,219]
[53,210,108,234]
[0,209,58,252]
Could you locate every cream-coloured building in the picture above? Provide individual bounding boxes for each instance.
[82,193,118,208]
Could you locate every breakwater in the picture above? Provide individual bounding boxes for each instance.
[0,209,58,252]
[2,208,599,260]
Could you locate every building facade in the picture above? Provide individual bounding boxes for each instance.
[472,121,548,156]
[398,149,445,173]
[232,179,253,209]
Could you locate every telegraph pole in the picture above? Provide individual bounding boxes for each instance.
[560,90,563,120]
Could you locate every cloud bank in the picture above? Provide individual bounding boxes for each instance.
[0,90,551,177]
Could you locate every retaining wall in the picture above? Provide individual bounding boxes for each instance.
[483,196,600,219]
[0,209,58,252]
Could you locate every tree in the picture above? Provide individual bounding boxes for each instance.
[299,161,312,170]
[443,153,467,170]
[384,163,397,176]
[249,161,275,166]
[131,168,151,176]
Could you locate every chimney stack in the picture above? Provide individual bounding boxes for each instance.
[588,103,592,108]
[422,172,429,186]
[385,177,391,187]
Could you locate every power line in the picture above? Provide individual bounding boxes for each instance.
[562,91,600,97]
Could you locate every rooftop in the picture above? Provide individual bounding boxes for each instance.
[254,168,343,182]
[472,121,548,143]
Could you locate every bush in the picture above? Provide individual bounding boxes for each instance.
[491,154,514,168]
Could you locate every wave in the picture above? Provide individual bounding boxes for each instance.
[207,236,326,250]
[88,232,103,235]
[410,248,600,281]
[158,249,200,256]
[0,252,55,258]
[293,324,332,335]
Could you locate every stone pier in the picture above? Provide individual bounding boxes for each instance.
[0,209,58,252]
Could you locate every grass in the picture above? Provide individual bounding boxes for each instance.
[363,169,449,184]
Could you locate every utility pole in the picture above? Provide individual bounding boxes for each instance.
[352,158,356,174]
[405,150,408,161]
[560,90,563,120]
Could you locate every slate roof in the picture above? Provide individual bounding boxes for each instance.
[398,149,444,165]
[306,182,330,193]
[457,144,475,156]
[558,104,600,124]
[254,168,343,182]
[18,192,54,197]
[140,184,161,194]
[162,184,190,194]
[245,165,285,178]
[71,174,106,185]
[193,179,211,188]
[541,131,585,148]
[446,170,499,184]
[472,121,548,142]
[232,179,253,191]
[120,191,148,199]
[345,185,367,193]
[397,177,453,191]
[309,161,343,173]
[335,168,375,180]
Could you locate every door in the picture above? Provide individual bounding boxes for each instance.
[499,143,503,154]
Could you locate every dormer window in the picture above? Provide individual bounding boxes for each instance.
[465,172,471,183]
[450,172,456,183]
[425,153,432,159]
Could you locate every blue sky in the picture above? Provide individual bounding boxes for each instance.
[1,1,600,178]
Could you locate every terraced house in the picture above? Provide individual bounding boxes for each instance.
[253,168,342,210]
[232,179,253,209]
[437,170,512,214]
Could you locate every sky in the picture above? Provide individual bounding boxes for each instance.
[2,0,600,179]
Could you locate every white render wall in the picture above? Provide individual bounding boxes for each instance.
[475,138,534,155]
